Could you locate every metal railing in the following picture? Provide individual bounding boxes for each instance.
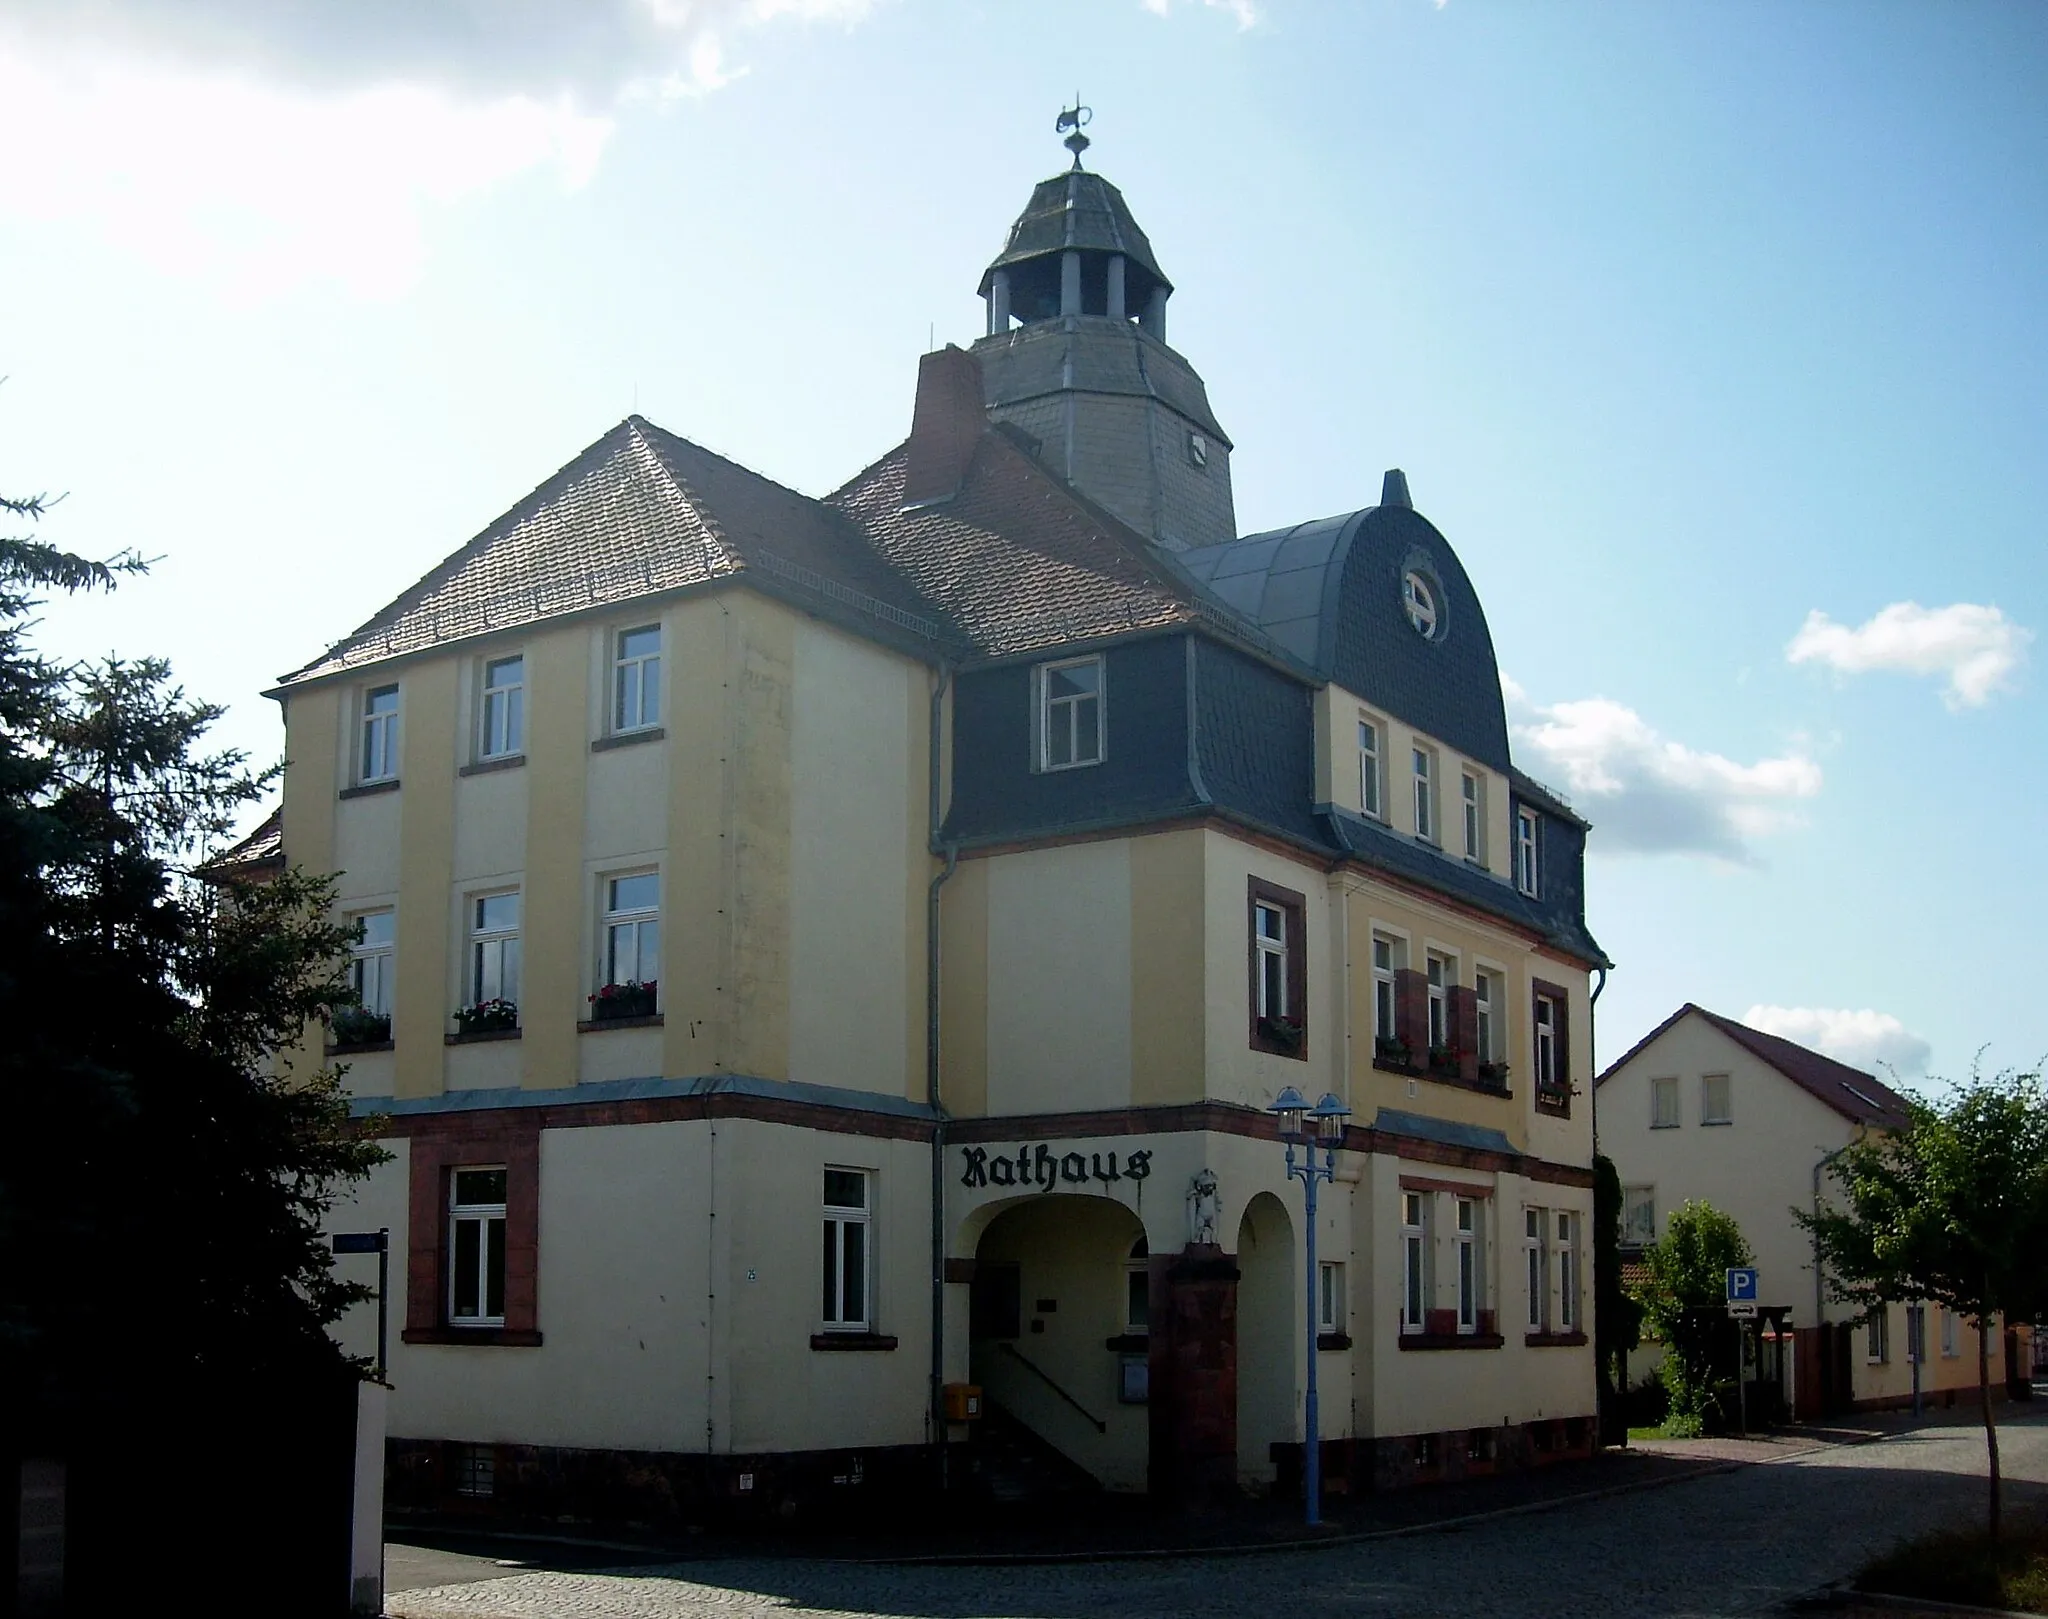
[995,1341,1107,1433]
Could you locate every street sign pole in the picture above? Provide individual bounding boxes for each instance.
[333,1228,391,1381]
[1725,1269,1761,1437]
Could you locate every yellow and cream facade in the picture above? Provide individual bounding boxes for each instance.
[280,153,1609,1518]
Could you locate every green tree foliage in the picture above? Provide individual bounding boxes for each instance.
[1798,1071,2048,1540]
[0,492,385,1445]
[1593,1154,1644,1443]
[1630,1199,1753,1427]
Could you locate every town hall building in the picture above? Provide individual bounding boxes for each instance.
[260,127,1609,1518]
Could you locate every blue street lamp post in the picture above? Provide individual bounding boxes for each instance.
[1267,1086,1351,1527]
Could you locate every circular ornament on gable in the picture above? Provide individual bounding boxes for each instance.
[1402,569,1440,640]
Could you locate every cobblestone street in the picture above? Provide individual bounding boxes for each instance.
[384,1411,2048,1618]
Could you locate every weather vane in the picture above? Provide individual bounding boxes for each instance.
[1056,98,1092,170]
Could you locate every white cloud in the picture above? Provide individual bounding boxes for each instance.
[1742,1005,1931,1076]
[1141,0,1260,28]
[1786,601,2031,709]
[0,0,874,299]
[1505,678,1821,863]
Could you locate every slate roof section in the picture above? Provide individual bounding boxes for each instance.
[1595,1003,1916,1129]
[829,428,1213,661]
[279,418,945,687]
[978,170,1171,297]
[1322,804,1610,968]
[1171,510,1358,668]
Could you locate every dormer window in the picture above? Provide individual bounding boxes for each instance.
[1035,656,1104,770]
[1514,808,1540,896]
[1402,571,1438,639]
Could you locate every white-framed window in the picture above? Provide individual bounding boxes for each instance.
[1651,1075,1680,1129]
[360,684,400,783]
[1534,994,1561,1092]
[1474,968,1498,1063]
[1702,1073,1733,1126]
[613,624,662,733]
[448,1167,507,1327]
[1456,1196,1484,1332]
[1941,1306,1960,1358]
[1867,1307,1890,1364]
[1402,570,1438,638]
[601,872,660,988]
[1622,1185,1656,1248]
[1401,1191,1430,1333]
[1524,1207,1548,1331]
[1036,655,1104,770]
[350,908,395,1018]
[1412,747,1435,841]
[1253,899,1288,1019]
[1372,933,1399,1044]
[1426,951,1453,1050]
[1358,717,1383,818]
[468,891,521,1007]
[1461,770,1483,861]
[1513,807,1539,896]
[1556,1211,1579,1333]
[1126,1237,1150,1335]
[1318,1261,1344,1335]
[821,1168,872,1332]
[478,654,524,759]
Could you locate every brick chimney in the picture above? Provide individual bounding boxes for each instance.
[902,345,986,509]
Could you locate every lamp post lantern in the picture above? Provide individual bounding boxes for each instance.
[1267,1086,1350,1526]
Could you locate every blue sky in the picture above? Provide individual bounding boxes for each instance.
[5,0,2042,1088]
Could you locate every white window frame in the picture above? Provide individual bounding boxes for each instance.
[821,1167,873,1333]
[1357,717,1383,819]
[1621,1185,1656,1248]
[1650,1075,1680,1129]
[1941,1306,1960,1358]
[468,890,522,1008]
[1867,1307,1890,1364]
[1400,1191,1430,1334]
[1412,746,1435,842]
[613,624,662,734]
[1455,1196,1484,1332]
[1403,570,1437,638]
[1461,770,1483,861]
[1701,1073,1733,1126]
[478,654,525,760]
[1473,967,1498,1063]
[1125,1238,1150,1335]
[360,684,400,784]
[1253,899,1288,1020]
[1534,994,1560,1092]
[448,1166,507,1328]
[1524,1207,1548,1331]
[1513,807,1539,896]
[1318,1260,1344,1336]
[1035,654,1105,771]
[600,871,660,990]
[1426,951,1454,1050]
[1556,1211,1579,1333]
[349,908,395,1019]
[1372,933,1400,1045]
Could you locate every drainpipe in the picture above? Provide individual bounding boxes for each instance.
[925,663,958,1481]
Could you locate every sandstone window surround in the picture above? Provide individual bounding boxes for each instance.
[402,1124,541,1347]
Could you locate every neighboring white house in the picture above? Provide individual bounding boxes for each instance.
[1597,1003,2014,1417]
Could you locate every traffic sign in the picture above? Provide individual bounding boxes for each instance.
[1726,1267,1759,1304]
[1727,1302,1758,1319]
[333,1231,387,1255]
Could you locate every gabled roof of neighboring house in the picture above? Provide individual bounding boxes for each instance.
[275,418,948,689]
[199,805,284,881]
[1596,1002,1915,1129]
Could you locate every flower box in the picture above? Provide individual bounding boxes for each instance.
[330,1007,390,1047]
[1427,1044,1466,1076]
[1256,1013,1303,1051]
[588,980,658,1021]
[453,998,519,1036]
[1374,1036,1413,1068]
[1478,1059,1510,1086]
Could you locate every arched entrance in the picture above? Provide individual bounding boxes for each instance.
[969,1196,1150,1490]
[1235,1190,1296,1489]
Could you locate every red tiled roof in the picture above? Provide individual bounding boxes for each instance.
[202,806,284,880]
[1597,1002,1916,1129]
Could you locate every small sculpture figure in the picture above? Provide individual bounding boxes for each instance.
[1187,1168,1221,1247]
